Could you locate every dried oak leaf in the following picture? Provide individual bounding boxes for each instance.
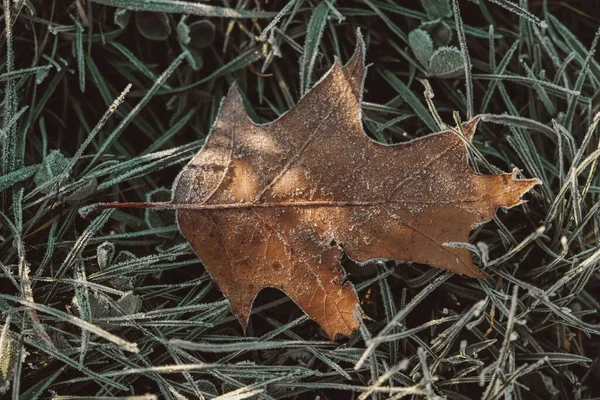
[172,33,539,340]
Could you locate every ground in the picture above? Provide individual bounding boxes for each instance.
[1,0,599,399]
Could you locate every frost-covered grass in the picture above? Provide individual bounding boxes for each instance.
[1,0,600,398]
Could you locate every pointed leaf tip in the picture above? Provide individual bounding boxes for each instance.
[461,115,481,141]
[216,81,251,123]
[349,28,366,67]
[506,178,541,208]
[225,81,242,102]
[342,30,367,99]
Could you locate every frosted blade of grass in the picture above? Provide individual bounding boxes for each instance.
[430,299,487,354]
[545,147,600,225]
[487,226,546,267]
[153,47,263,97]
[486,0,546,28]
[1,295,139,352]
[19,366,65,400]
[0,316,14,390]
[142,108,194,155]
[95,143,200,190]
[0,105,28,141]
[55,226,178,246]
[377,264,398,363]
[380,70,438,132]
[355,271,453,370]
[0,165,37,191]
[75,20,85,93]
[73,262,91,366]
[83,56,159,142]
[563,27,600,130]
[258,0,299,41]
[553,51,576,87]
[96,363,224,377]
[88,251,190,281]
[369,316,459,345]
[259,0,303,73]
[90,0,279,18]
[22,337,129,391]
[582,130,600,198]
[66,84,132,174]
[521,62,556,115]
[537,297,600,336]
[416,347,436,397]
[110,42,172,89]
[474,73,581,98]
[170,339,331,353]
[518,353,592,364]
[452,0,473,119]
[84,53,185,172]
[214,388,264,400]
[480,114,556,139]
[271,381,425,394]
[27,141,200,207]
[357,359,410,400]
[488,358,548,400]
[0,65,53,81]
[97,300,229,321]
[547,14,600,87]
[362,0,408,43]
[573,110,600,170]
[8,332,23,400]
[299,1,329,96]
[54,209,114,280]
[17,244,55,350]
[2,0,17,177]
[482,285,519,399]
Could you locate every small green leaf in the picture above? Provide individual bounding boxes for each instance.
[422,20,453,46]
[35,67,51,84]
[34,150,69,194]
[186,20,216,49]
[97,241,115,270]
[66,178,98,202]
[408,29,434,68]
[90,292,142,319]
[197,380,218,397]
[110,251,138,290]
[135,11,171,41]
[420,0,452,19]
[182,45,204,71]
[176,17,191,45]
[117,292,142,315]
[428,46,464,78]
[89,292,112,320]
[113,8,131,29]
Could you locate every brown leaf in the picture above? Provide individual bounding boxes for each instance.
[171,32,539,340]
